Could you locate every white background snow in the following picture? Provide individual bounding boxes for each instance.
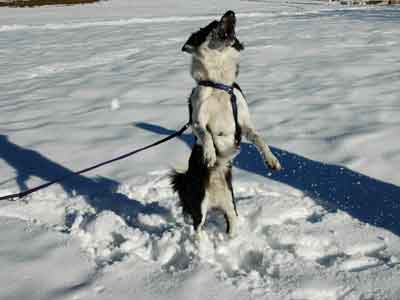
[1,0,400,299]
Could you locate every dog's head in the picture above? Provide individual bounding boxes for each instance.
[182,10,244,54]
[182,11,244,83]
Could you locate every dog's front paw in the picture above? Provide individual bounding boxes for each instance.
[203,147,217,167]
[266,155,282,171]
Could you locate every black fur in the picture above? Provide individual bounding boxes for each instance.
[224,213,230,234]
[170,145,210,231]
[232,38,244,51]
[181,12,244,54]
[171,145,238,233]
[174,10,243,235]
[233,82,244,94]
[182,20,219,53]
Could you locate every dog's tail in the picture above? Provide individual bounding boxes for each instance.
[170,169,190,214]
[170,169,186,196]
[170,145,210,218]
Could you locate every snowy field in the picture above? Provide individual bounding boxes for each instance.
[1,0,400,299]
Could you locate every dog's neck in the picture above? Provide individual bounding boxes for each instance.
[190,45,240,85]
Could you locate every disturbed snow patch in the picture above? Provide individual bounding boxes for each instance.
[1,172,399,299]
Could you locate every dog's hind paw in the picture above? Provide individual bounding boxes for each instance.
[228,230,236,239]
[196,230,206,241]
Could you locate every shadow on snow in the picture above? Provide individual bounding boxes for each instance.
[0,134,169,234]
[135,122,400,236]
[1,122,399,236]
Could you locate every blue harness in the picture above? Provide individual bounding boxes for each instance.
[189,80,242,147]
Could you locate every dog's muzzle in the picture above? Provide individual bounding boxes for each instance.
[220,10,236,41]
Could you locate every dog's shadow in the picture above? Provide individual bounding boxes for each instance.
[135,122,400,236]
[0,134,170,235]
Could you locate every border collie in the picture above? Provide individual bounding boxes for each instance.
[171,10,281,239]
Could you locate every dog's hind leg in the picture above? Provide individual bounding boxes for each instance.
[224,213,231,235]
[217,164,237,238]
[223,195,237,238]
[194,197,208,240]
[224,209,237,238]
[222,165,237,238]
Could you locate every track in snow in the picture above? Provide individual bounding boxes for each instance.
[1,170,399,299]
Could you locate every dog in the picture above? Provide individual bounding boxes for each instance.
[171,10,282,239]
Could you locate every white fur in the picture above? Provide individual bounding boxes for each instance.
[185,23,281,238]
[190,36,281,169]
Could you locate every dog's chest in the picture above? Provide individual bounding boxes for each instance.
[201,92,238,158]
[206,93,235,134]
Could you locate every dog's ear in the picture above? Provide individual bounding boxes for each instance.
[182,40,195,53]
[232,38,244,51]
[182,20,219,54]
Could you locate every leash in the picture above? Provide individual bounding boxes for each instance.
[0,81,243,201]
[0,123,190,201]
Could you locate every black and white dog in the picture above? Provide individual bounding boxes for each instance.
[171,11,281,239]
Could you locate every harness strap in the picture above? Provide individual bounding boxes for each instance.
[196,80,242,146]
[188,88,195,125]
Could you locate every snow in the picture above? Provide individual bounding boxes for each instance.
[1,0,400,299]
